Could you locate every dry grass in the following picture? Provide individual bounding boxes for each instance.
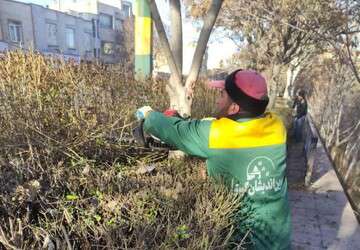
[0,51,248,249]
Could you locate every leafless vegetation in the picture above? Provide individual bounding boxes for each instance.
[0,51,247,249]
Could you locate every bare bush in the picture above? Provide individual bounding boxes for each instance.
[0,51,246,249]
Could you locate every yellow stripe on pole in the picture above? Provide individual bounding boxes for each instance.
[135,16,151,55]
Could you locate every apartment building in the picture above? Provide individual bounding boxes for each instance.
[0,0,132,63]
[49,0,132,63]
[0,0,35,50]
[31,4,95,61]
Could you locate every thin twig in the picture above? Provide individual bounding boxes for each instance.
[61,225,73,250]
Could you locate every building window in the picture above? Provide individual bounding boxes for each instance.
[8,21,22,43]
[102,41,114,55]
[122,3,132,17]
[99,13,113,29]
[92,19,100,38]
[47,23,57,46]
[65,28,75,49]
[115,18,123,31]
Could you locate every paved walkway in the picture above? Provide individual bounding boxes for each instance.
[287,137,360,249]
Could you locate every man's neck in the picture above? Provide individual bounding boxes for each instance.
[226,111,261,121]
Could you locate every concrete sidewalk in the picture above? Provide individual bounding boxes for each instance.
[287,140,360,249]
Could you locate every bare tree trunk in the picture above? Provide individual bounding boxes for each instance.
[168,0,186,114]
[284,64,301,99]
[147,0,181,82]
[183,0,223,112]
[168,0,186,158]
[166,78,190,114]
[284,66,293,99]
[149,0,223,117]
[268,64,282,109]
[148,0,188,116]
[169,0,182,75]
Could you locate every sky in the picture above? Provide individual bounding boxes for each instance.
[18,0,237,70]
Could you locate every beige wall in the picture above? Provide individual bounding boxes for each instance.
[0,0,34,49]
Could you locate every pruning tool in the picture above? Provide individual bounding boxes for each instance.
[132,109,184,150]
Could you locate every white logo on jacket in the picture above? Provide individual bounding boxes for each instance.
[244,156,282,196]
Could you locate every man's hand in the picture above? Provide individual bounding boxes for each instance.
[135,106,153,120]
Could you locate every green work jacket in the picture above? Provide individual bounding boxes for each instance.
[144,111,291,250]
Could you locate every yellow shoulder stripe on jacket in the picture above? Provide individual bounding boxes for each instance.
[209,112,286,149]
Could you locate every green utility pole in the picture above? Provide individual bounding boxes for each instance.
[135,0,152,78]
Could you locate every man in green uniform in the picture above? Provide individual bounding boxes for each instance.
[136,69,291,249]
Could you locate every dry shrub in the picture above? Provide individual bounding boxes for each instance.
[0,51,246,249]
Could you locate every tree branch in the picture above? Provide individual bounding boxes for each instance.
[147,0,181,82]
[345,32,360,84]
[185,0,223,93]
[170,0,183,77]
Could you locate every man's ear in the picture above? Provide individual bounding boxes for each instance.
[229,103,240,115]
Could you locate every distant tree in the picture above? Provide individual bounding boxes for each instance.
[326,0,360,85]
[190,0,354,106]
[228,1,350,105]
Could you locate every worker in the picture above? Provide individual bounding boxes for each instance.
[136,69,291,249]
[292,89,308,142]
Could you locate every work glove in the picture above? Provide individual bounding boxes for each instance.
[163,109,180,117]
[135,106,153,120]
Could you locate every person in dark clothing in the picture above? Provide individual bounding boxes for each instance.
[292,89,307,142]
